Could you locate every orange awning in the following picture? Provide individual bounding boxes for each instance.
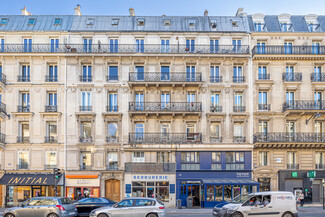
[65,175,98,179]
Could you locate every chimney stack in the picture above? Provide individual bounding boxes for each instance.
[74,4,82,16]
[129,8,135,16]
[236,8,247,17]
[204,9,208,16]
[21,7,32,16]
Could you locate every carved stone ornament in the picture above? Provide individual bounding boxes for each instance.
[80,58,92,64]
[79,117,94,122]
[46,59,58,64]
[17,58,30,63]
[96,88,102,93]
[225,89,230,93]
[107,59,118,63]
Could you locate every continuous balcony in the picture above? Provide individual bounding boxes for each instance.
[17,105,30,112]
[45,105,58,112]
[311,73,325,82]
[125,162,176,173]
[252,45,325,56]
[17,75,30,82]
[0,73,6,85]
[44,136,58,143]
[283,100,325,112]
[0,44,250,54]
[253,132,325,143]
[282,73,302,82]
[129,133,202,144]
[129,102,202,115]
[45,75,58,82]
[17,136,30,143]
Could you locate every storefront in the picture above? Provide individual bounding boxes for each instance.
[65,174,100,200]
[0,173,63,207]
[124,174,176,207]
[279,170,325,204]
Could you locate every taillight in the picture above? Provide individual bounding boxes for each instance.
[56,205,66,211]
[159,206,165,209]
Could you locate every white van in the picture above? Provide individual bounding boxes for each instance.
[212,191,298,217]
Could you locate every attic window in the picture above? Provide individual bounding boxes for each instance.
[189,19,196,27]
[54,18,62,25]
[137,18,145,26]
[210,19,217,28]
[86,18,95,25]
[28,18,36,25]
[0,18,8,25]
[308,23,320,32]
[232,20,239,27]
[112,19,119,25]
[164,19,171,26]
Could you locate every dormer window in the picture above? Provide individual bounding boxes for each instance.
[232,20,239,27]
[86,18,95,25]
[0,18,8,25]
[189,19,196,27]
[281,22,292,32]
[112,19,119,25]
[137,18,145,26]
[254,22,266,32]
[28,18,36,25]
[210,19,217,28]
[164,19,171,26]
[308,23,320,32]
[54,18,62,25]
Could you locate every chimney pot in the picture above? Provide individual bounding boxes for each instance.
[129,8,135,16]
[204,9,208,16]
[74,4,82,16]
[21,6,31,16]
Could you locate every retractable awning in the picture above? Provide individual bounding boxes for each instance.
[0,173,63,186]
[201,179,260,185]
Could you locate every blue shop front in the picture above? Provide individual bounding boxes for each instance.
[176,151,260,208]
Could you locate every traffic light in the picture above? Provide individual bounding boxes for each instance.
[53,168,62,179]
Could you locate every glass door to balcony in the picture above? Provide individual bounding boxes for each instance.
[47,122,57,143]
[287,152,296,169]
[161,92,170,110]
[135,66,144,81]
[18,152,29,169]
[22,65,30,81]
[48,92,57,109]
[315,152,324,169]
[315,122,323,142]
[258,92,268,110]
[108,93,118,112]
[161,66,170,81]
[135,123,144,142]
[110,39,118,53]
[80,152,91,170]
[83,38,92,53]
[315,92,322,109]
[210,66,220,82]
[161,39,170,53]
[23,38,32,52]
[314,66,322,81]
[186,66,196,81]
[187,92,196,111]
[211,93,219,112]
[21,92,30,111]
[286,66,294,81]
[136,39,144,53]
[186,124,195,141]
[161,123,170,143]
[135,92,144,111]
[81,91,91,111]
[286,121,296,141]
[82,65,92,82]
[49,65,58,81]
[210,39,219,53]
[284,42,293,54]
[234,93,243,106]
[232,39,241,52]
[312,42,320,54]
[50,38,59,52]
[258,121,268,141]
[186,39,195,53]
[233,66,243,82]
[256,42,265,54]
[258,66,267,80]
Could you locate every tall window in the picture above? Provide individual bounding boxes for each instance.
[47,92,57,112]
[45,151,57,168]
[287,152,296,169]
[107,122,118,142]
[210,39,219,53]
[161,92,170,110]
[80,122,92,142]
[108,66,118,81]
[108,92,118,112]
[0,65,3,83]
[314,66,322,82]
[234,92,243,106]
[186,123,195,141]
[186,65,196,81]
[211,93,220,112]
[18,151,29,169]
[233,124,243,140]
[161,39,170,53]
[48,65,58,82]
[20,65,30,82]
[259,152,268,166]
[50,38,59,52]
[210,123,220,140]
[284,42,293,54]
[132,152,145,162]
[286,91,295,102]
[109,39,118,53]
[157,152,170,163]
[226,152,244,170]
[210,66,220,82]
[135,66,144,81]
[286,121,295,133]
[186,39,195,53]
[315,121,323,142]
[160,123,170,141]
[258,121,268,135]
[135,92,144,111]
[135,123,144,141]
[19,122,29,143]
[136,39,144,53]
[258,66,267,80]
[80,152,91,170]
[0,38,4,52]
[232,39,241,52]
[83,38,92,53]
[161,66,170,81]
[23,38,32,52]
[211,152,221,170]
[315,152,324,169]
[181,152,200,170]
[81,65,92,82]
[233,66,243,82]
[258,92,268,111]
[46,122,57,143]
[256,42,266,54]
[107,152,118,170]
[81,91,91,111]
[312,42,320,54]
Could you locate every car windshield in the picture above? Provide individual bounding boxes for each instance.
[230,194,252,204]
[78,198,107,203]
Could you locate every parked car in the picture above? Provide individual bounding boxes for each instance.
[212,191,298,217]
[89,197,165,217]
[75,197,115,217]
[4,197,77,217]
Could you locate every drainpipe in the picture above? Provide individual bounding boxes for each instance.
[64,57,68,197]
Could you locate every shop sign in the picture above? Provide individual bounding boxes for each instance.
[125,184,131,194]
[66,178,100,187]
[132,175,169,181]
[236,173,250,178]
[291,172,298,178]
[307,171,316,178]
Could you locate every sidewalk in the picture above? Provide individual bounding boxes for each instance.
[166,207,213,214]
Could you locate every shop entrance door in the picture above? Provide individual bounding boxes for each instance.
[180,183,201,207]
[105,179,121,202]
[32,186,41,197]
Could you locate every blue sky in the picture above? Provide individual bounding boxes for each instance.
[1,0,325,16]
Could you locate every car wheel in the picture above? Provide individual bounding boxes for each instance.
[146,213,158,217]
[47,213,58,217]
[98,213,108,217]
[282,212,293,217]
[5,214,15,217]
[231,212,243,217]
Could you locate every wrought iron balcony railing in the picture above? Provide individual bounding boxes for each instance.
[282,73,302,82]
[129,102,202,112]
[283,100,325,111]
[210,76,222,83]
[44,136,58,143]
[106,75,119,81]
[107,136,119,143]
[45,75,58,82]
[233,105,246,112]
[17,136,30,143]
[287,164,299,170]
[253,132,325,143]
[17,75,30,82]
[17,163,29,170]
[0,133,5,144]
[106,106,118,112]
[44,164,57,170]
[258,104,270,111]
[0,44,249,54]
[107,164,119,171]
[79,76,92,82]
[45,105,58,112]
[316,164,325,170]
[233,76,245,83]
[129,133,202,144]
[257,73,270,80]
[79,106,92,112]
[129,72,202,82]
[0,102,6,115]
[210,137,222,143]
[125,162,176,173]
[233,136,246,143]
[17,105,30,112]
[210,105,222,112]
[311,73,325,82]
[79,136,92,143]
[252,45,325,55]
[0,73,6,84]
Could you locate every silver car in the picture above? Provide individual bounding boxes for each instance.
[4,197,77,217]
[89,197,165,217]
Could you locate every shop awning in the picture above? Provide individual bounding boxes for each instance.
[0,173,63,186]
[201,179,260,185]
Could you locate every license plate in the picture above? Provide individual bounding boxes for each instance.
[69,212,75,215]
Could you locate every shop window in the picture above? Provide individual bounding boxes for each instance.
[226,152,244,170]
[211,152,221,170]
[258,178,271,192]
[132,152,145,162]
[224,185,232,201]
[131,181,169,202]
[181,152,200,170]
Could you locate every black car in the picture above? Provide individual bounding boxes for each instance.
[75,197,115,217]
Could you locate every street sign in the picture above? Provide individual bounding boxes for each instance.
[292,172,298,178]
[307,171,316,178]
